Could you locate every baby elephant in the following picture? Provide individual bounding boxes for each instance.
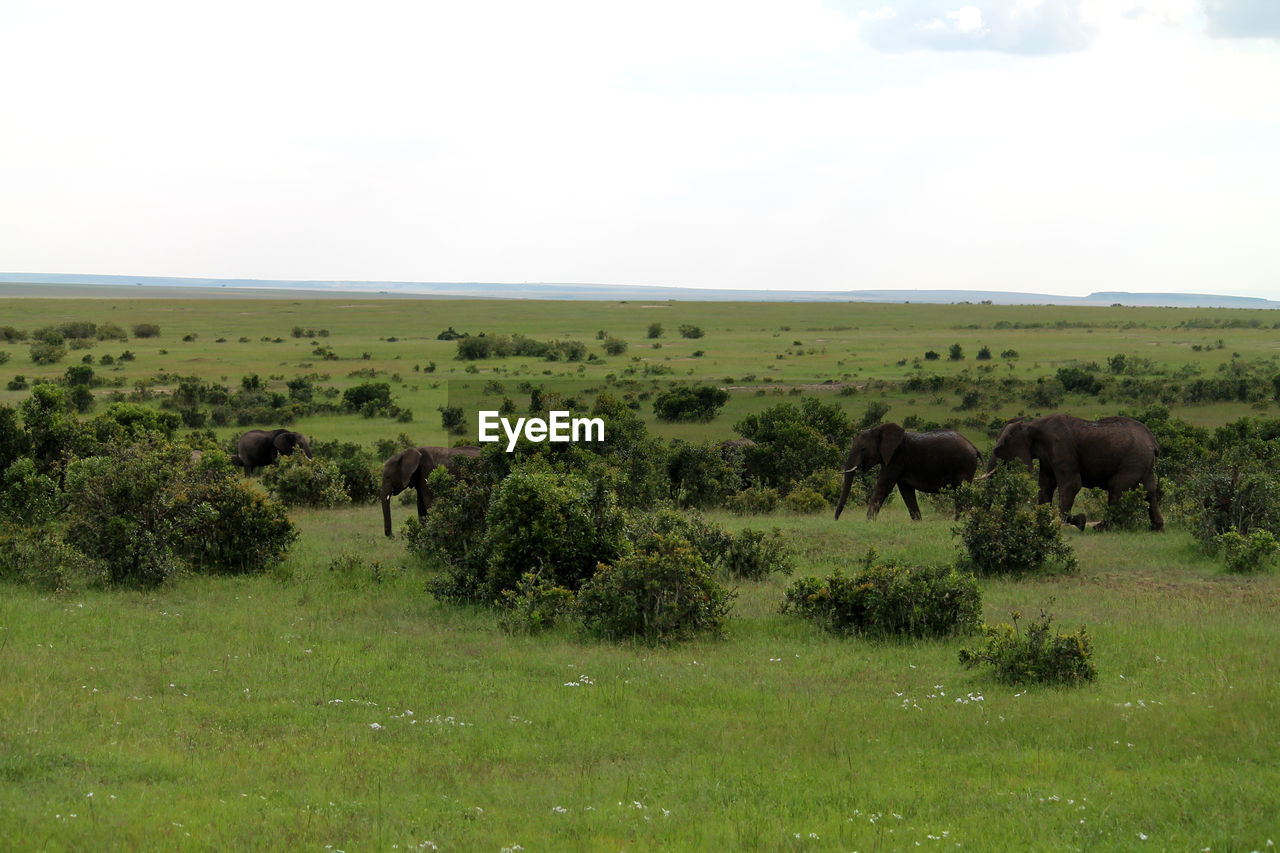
[834,423,980,520]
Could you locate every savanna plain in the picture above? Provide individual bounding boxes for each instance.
[1,293,1278,851]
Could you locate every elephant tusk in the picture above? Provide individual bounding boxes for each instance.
[974,469,994,481]
[842,466,860,475]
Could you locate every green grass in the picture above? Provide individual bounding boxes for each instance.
[2,294,1280,849]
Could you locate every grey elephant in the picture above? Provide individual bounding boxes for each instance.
[834,423,980,520]
[233,429,312,475]
[987,414,1163,531]
[381,445,482,537]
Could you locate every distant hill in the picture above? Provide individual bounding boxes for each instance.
[0,273,1275,308]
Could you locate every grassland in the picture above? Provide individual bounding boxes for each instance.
[1,294,1279,850]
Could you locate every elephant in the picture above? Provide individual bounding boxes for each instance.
[233,429,312,475]
[834,423,981,521]
[986,414,1163,531]
[381,445,482,537]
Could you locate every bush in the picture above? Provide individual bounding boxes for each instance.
[260,454,351,508]
[647,323,663,339]
[1172,446,1280,549]
[959,608,1096,686]
[0,529,105,592]
[482,466,626,599]
[131,323,161,338]
[953,466,1077,576]
[1217,527,1279,574]
[781,551,981,639]
[653,386,729,422]
[666,440,739,509]
[725,486,780,515]
[175,453,299,575]
[783,486,829,514]
[498,572,576,635]
[575,532,734,644]
[312,440,380,503]
[439,405,467,434]
[0,458,59,527]
[721,527,794,580]
[343,382,393,414]
[1100,488,1150,532]
[63,443,188,587]
[30,341,67,364]
[733,398,850,492]
[602,336,628,356]
[678,324,704,339]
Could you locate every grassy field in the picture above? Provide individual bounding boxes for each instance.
[2,293,1279,850]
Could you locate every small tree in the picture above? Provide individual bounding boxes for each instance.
[653,386,729,422]
[647,323,664,339]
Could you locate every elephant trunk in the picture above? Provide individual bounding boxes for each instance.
[834,470,856,520]
[382,493,393,537]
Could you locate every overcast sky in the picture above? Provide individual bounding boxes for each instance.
[2,0,1278,297]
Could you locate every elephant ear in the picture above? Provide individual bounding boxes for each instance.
[878,423,906,466]
[272,431,294,453]
[391,448,423,492]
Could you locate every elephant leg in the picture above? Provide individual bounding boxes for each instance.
[1144,472,1165,531]
[382,496,394,538]
[1036,472,1056,506]
[866,476,894,519]
[898,484,922,521]
[415,481,428,519]
[1057,477,1085,530]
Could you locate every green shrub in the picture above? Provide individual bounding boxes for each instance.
[498,572,576,635]
[959,609,1096,686]
[131,323,161,338]
[1171,446,1280,550]
[575,532,734,644]
[260,454,351,508]
[482,465,626,599]
[733,398,849,492]
[0,458,59,527]
[721,527,794,580]
[602,336,628,356]
[1100,488,1150,532]
[342,382,392,414]
[783,486,828,514]
[725,485,780,515]
[1217,527,1279,574]
[678,324,704,339]
[646,323,663,339]
[312,440,380,503]
[652,386,729,422]
[30,341,67,364]
[0,528,105,592]
[781,552,980,639]
[63,443,188,587]
[953,466,1077,575]
[666,440,739,508]
[173,451,298,576]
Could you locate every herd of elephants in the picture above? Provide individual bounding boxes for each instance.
[228,412,1165,539]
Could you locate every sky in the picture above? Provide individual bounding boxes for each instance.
[1,0,1278,298]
